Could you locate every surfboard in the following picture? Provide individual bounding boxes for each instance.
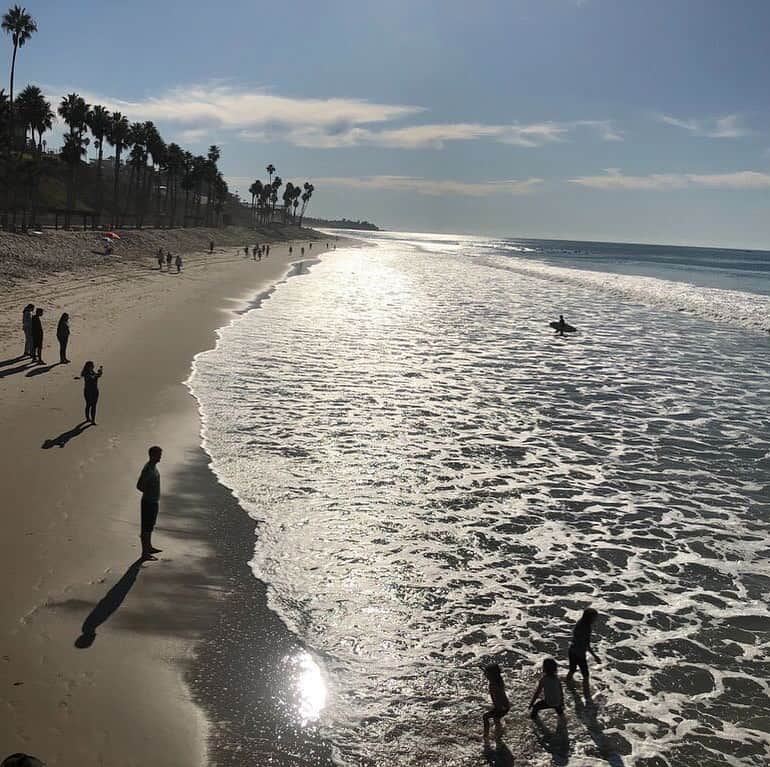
[549,321,577,333]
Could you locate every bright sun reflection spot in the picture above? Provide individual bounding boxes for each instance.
[293,651,327,724]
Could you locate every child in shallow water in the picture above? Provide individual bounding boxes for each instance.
[482,663,511,735]
[529,658,565,719]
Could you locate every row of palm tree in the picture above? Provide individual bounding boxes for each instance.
[2,4,316,231]
[249,171,315,226]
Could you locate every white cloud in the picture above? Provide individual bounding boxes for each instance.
[570,168,770,190]
[314,175,544,197]
[658,114,749,139]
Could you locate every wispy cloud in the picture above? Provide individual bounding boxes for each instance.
[570,168,770,190]
[658,114,749,139]
[52,81,620,151]
[315,175,544,197]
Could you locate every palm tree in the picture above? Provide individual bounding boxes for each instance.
[124,121,147,226]
[1,5,37,134]
[266,163,275,187]
[58,93,90,225]
[282,181,294,222]
[270,175,282,222]
[180,151,194,226]
[106,111,129,227]
[248,180,260,219]
[15,84,52,151]
[144,121,165,225]
[298,182,314,227]
[205,144,220,225]
[86,105,110,214]
[165,142,184,227]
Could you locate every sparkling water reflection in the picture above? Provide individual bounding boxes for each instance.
[192,235,770,766]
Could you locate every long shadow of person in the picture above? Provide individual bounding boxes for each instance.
[26,362,59,377]
[74,558,145,648]
[566,681,624,767]
[42,421,92,449]
[0,361,34,379]
[0,355,27,367]
[483,737,515,767]
[532,714,571,766]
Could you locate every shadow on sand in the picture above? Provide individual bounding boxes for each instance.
[75,557,146,648]
[567,682,625,767]
[0,359,34,378]
[42,421,92,449]
[532,714,571,766]
[483,737,515,766]
[26,362,59,377]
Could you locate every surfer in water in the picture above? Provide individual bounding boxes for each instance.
[556,315,567,336]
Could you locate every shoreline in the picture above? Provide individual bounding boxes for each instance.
[0,233,352,765]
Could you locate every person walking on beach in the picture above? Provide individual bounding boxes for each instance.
[80,361,103,424]
[528,658,565,720]
[265,244,270,257]
[175,254,182,273]
[31,308,44,364]
[22,304,34,357]
[157,249,164,271]
[252,245,257,260]
[289,245,293,256]
[301,246,305,256]
[482,663,511,736]
[166,251,172,270]
[566,607,600,698]
[136,445,163,559]
[56,313,70,364]
[209,240,214,253]
[244,245,249,257]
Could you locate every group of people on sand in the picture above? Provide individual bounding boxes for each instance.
[20,305,104,423]
[22,304,70,365]
[247,243,270,260]
[483,607,599,736]
[156,247,182,273]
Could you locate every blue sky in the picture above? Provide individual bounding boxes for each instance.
[8,0,770,247]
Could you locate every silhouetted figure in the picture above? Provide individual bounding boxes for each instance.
[244,245,249,256]
[301,246,305,256]
[252,245,257,260]
[309,242,312,250]
[482,663,510,737]
[166,251,172,269]
[157,250,164,271]
[289,245,293,255]
[22,304,34,357]
[557,315,567,337]
[136,445,163,559]
[529,658,565,720]
[265,244,270,257]
[209,240,214,253]
[1,755,45,767]
[74,557,144,648]
[31,308,44,363]
[56,313,70,363]
[175,254,182,273]
[80,361,103,424]
[566,607,599,699]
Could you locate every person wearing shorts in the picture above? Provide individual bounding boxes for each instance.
[136,445,163,559]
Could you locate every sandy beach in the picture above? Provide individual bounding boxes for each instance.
[0,228,339,766]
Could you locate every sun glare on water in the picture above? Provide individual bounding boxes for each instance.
[293,651,327,724]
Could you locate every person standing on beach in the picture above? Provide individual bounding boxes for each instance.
[22,304,34,357]
[136,446,163,559]
[157,250,164,271]
[482,664,510,736]
[166,251,172,270]
[175,254,182,273]
[566,607,599,698]
[266,244,270,257]
[209,240,214,253]
[56,313,70,363]
[31,308,44,363]
[252,245,257,260]
[301,246,305,256]
[80,361,102,424]
[289,245,293,255]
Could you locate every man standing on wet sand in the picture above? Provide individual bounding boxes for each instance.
[136,445,163,559]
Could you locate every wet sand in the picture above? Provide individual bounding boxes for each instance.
[0,237,339,766]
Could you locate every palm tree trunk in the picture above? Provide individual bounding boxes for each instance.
[113,148,122,228]
[96,142,104,216]
[8,42,18,127]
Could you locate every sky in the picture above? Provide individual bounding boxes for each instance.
[6,0,770,248]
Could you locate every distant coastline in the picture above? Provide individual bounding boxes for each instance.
[302,216,379,231]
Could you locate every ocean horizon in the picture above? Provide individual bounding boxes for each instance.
[190,231,770,766]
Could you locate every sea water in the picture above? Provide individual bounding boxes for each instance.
[190,232,770,766]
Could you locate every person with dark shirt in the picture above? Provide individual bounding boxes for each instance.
[56,313,71,363]
[157,249,164,271]
[22,304,34,357]
[166,251,172,270]
[31,308,44,363]
[482,663,510,736]
[557,315,567,337]
[566,607,599,698]
[136,446,163,559]
[265,244,270,257]
[175,254,182,273]
[80,361,103,424]
[209,240,214,253]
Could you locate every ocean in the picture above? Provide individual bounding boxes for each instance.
[189,232,770,767]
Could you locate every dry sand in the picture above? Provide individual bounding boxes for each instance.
[0,230,342,766]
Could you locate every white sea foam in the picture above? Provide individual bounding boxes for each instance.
[190,235,770,766]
